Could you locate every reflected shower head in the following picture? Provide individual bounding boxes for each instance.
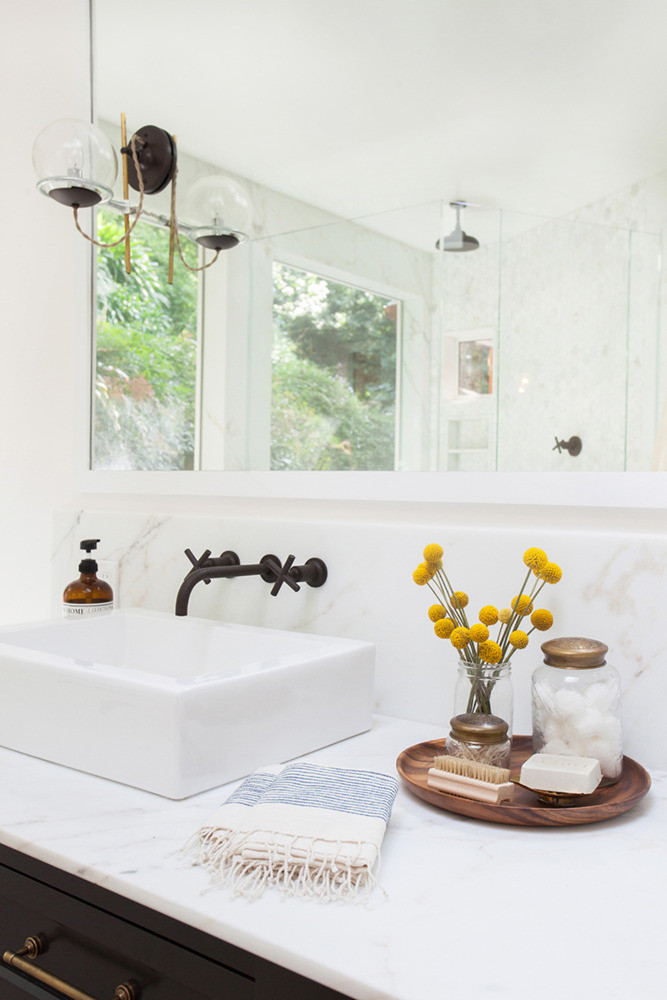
[436,201,480,252]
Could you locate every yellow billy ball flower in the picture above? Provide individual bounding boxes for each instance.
[540,562,563,584]
[498,607,512,624]
[428,603,448,622]
[509,629,529,649]
[412,563,431,586]
[450,627,470,649]
[531,608,554,631]
[478,640,503,664]
[511,594,534,616]
[469,623,490,643]
[450,590,469,609]
[523,547,548,573]
[434,617,456,639]
[479,604,499,626]
[423,543,444,563]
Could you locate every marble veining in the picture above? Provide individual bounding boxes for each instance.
[52,510,667,770]
[0,716,663,1000]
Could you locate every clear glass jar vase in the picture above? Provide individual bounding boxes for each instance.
[453,659,514,738]
[531,637,623,782]
[446,713,512,768]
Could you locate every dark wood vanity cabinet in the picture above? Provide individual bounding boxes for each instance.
[0,844,351,1000]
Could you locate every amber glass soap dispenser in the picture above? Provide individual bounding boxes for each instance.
[62,539,114,618]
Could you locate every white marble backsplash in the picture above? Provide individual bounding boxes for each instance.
[52,509,666,770]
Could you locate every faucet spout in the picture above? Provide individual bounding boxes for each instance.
[175,557,267,616]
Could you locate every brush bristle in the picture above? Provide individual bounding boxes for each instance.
[433,755,510,784]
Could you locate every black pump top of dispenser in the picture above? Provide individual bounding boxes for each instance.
[79,538,100,574]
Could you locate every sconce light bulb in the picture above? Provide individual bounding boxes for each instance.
[33,118,117,208]
[184,174,251,251]
[65,141,84,178]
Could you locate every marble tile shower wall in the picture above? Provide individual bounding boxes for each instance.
[439,169,666,472]
[53,510,666,770]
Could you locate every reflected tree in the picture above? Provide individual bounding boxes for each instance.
[94,211,198,470]
[271,264,397,470]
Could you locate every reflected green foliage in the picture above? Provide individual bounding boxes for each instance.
[271,264,397,470]
[458,340,492,396]
[94,211,198,470]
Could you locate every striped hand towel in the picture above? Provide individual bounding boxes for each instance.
[187,762,399,902]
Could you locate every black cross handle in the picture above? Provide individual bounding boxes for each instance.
[260,554,301,596]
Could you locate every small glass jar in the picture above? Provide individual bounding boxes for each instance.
[531,637,623,782]
[446,713,512,769]
[453,659,513,737]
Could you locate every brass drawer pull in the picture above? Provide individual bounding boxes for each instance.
[3,934,138,1000]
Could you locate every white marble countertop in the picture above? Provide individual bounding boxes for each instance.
[0,715,664,1000]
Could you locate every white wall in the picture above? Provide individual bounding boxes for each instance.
[0,0,90,624]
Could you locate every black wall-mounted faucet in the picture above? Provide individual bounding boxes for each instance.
[174,549,328,616]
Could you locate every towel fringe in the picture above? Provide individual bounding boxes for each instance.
[183,828,381,903]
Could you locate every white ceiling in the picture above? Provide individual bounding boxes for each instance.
[95,0,667,223]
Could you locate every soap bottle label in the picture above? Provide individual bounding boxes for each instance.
[62,601,114,619]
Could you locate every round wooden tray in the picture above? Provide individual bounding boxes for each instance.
[396,735,651,827]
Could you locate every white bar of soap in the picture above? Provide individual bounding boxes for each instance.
[520,753,602,794]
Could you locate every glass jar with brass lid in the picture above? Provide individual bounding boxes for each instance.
[446,713,512,769]
[452,658,513,737]
[531,637,623,782]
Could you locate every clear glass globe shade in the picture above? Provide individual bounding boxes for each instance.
[184,175,251,236]
[32,119,117,206]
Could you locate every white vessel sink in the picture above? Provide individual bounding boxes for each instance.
[0,609,374,798]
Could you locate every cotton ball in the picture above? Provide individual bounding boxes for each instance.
[553,687,587,718]
[573,735,623,780]
[558,709,585,735]
[584,681,616,711]
[575,736,606,758]
[543,716,569,743]
[542,738,569,755]
[598,715,623,746]
[585,738,622,778]
[575,708,605,739]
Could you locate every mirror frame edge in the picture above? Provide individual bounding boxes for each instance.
[75,467,667,507]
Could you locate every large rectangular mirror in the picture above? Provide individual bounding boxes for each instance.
[89,0,667,489]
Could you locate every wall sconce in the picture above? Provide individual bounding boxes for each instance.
[184,175,251,251]
[32,115,251,283]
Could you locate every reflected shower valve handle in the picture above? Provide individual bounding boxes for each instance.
[553,435,582,456]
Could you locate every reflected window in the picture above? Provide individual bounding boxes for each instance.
[93,210,199,470]
[271,262,398,470]
[458,338,493,396]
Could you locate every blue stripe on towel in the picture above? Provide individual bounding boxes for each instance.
[225,771,277,806]
[258,763,399,823]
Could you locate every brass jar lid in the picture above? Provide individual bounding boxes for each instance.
[449,713,509,744]
[541,636,608,669]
